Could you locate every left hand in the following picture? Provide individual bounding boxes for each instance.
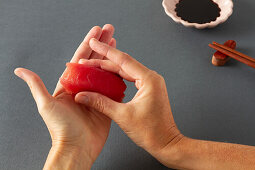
[15,24,116,169]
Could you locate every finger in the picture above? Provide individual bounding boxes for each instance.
[100,24,115,44]
[14,68,52,109]
[75,91,126,120]
[71,26,102,63]
[78,59,134,81]
[89,38,149,80]
[109,38,117,48]
[103,38,116,60]
[53,26,102,96]
[90,24,115,59]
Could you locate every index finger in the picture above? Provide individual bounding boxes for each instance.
[71,26,102,63]
[53,26,102,96]
[89,38,149,80]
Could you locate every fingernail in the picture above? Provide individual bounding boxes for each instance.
[14,69,24,79]
[78,59,87,64]
[79,95,89,103]
[90,38,98,43]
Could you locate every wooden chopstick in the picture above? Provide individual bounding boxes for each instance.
[209,44,255,69]
[212,41,255,63]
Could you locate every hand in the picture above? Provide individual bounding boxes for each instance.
[14,25,116,170]
[76,38,255,170]
[75,38,184,162]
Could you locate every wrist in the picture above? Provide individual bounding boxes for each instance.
[146,125,187,169]
[155,136,191,169]
[43,142,93,170]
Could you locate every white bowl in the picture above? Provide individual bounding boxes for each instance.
[162,0,233,29]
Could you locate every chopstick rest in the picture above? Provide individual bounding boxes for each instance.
[209,41,255,69]
[212,40,236,66]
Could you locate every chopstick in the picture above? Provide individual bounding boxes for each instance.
[209,43,255,69]
[212,41,255,63]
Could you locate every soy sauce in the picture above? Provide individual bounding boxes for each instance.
[175,0,221,24]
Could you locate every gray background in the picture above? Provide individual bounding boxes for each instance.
[0,0,254,169]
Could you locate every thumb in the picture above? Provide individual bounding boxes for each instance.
[75,92,124,120]
[14,68,52,110]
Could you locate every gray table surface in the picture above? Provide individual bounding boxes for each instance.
[1,0,255,169]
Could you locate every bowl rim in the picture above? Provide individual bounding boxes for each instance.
[162,0,234,29]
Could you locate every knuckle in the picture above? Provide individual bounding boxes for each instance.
[119,53,131,67]
[157,74,165,83]
[146,71,166,90]
[149,70,164,83]
[93,95,105,113]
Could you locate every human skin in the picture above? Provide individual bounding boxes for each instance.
[14,24,116,170]
[15,24,255,170]
[76,38,255,170]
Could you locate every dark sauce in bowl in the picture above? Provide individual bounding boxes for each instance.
[175,0,221,24]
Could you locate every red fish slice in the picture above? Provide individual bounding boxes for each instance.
[60,63,127,102]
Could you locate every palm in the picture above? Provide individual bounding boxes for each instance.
[48,25,116,160]
[45,92,111,160]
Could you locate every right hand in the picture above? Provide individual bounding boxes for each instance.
[75,38,184,158]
